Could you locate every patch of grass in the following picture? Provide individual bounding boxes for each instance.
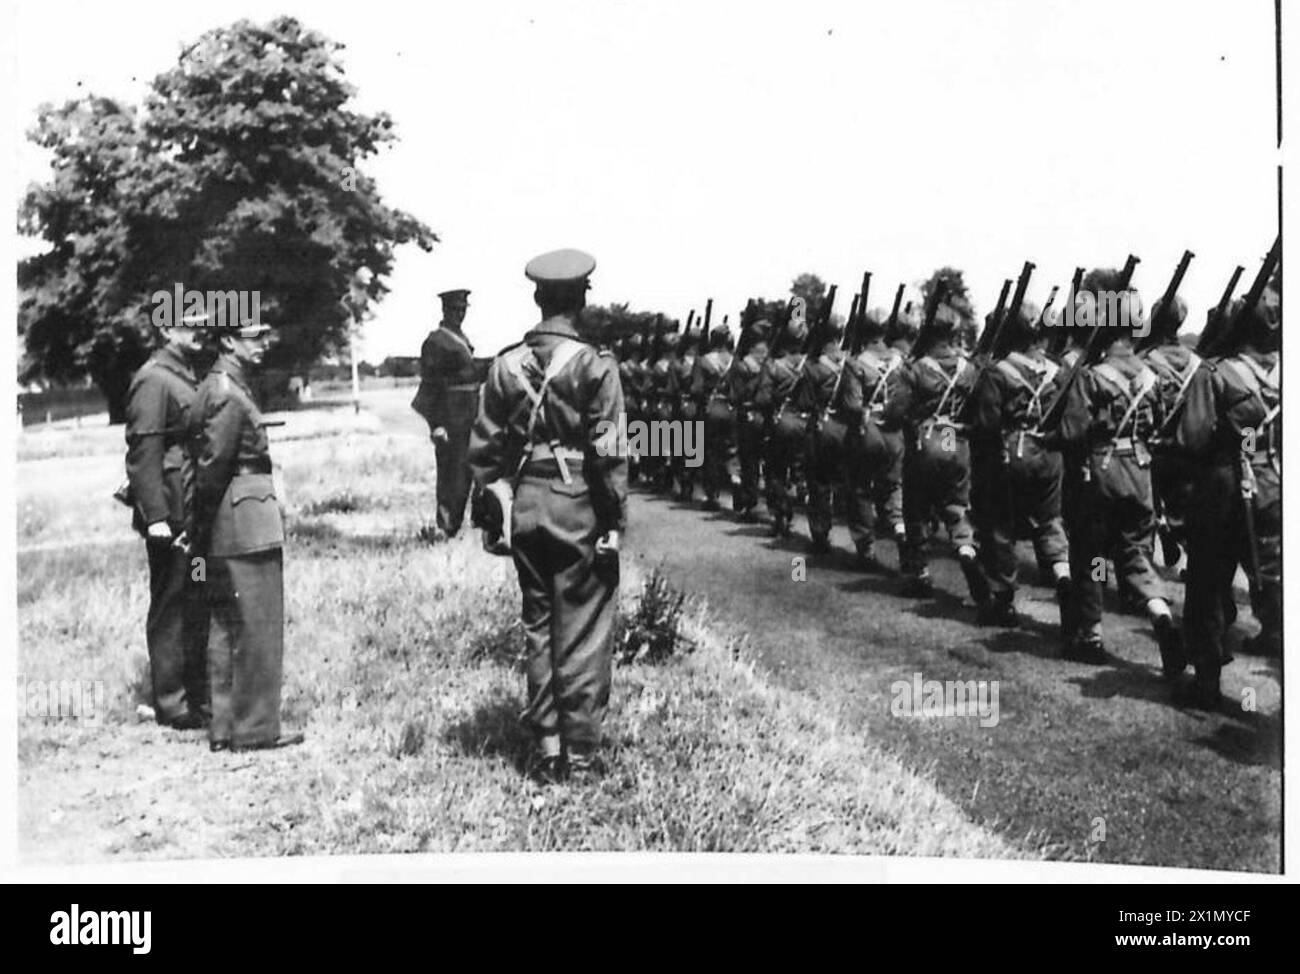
[17,413,1025,863]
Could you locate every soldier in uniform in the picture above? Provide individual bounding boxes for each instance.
[190,321,303,752]
[124,312,211,729]
[1140,295,1199,573]
[691,322,735,510]
[1056,289,1180,665]
[468,249,626,783]
[644,326,677,492]
[726,319,771,520]
[1169,293,1280,706]
[617,331,647,485]
[839,307,907,570]
[796,318,846,553]
[667,326,701,502]
[968,303,1071,629]
[883,304,990,607]
[757,314,809,538]
[411,289,483,539]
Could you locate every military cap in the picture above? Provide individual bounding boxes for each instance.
[438,288,471,304]
[749,318,773,340]
[524,248,597,285]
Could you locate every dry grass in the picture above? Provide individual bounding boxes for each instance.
[16,404,1028,862]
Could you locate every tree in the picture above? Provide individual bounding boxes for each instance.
[790,273,827,312]
[919,266,976,345]
[18,16,435,421]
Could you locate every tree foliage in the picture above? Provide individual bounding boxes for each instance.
[18,16,435,420]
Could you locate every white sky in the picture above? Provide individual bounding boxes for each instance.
[10,0,1281,360]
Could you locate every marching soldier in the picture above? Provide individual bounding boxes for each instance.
[411,288,483,539]
[668,326,701,502]
[1056,289,1181,665]
[691,322,735,510]
[727,319,772,520]
[797,318,847,553]
[884,304,990,607]
[1140,295,1198,573]
[757,314,809,537]
[468,249,626,783]
[968,303,1071,629]
[644,325,677,491]
[618,331,647,484]
[190,321,303,752]
[1169,293,1280,707]
[839,307,907,569]
[123,311,211,729]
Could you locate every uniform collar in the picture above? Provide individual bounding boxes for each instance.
[212,353,253,394]
[155,342,198,381]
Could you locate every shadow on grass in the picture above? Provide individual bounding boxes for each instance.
[441,688,532,773]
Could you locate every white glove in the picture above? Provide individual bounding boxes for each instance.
[432,426,449,443]
[595,530,620,558]
[146,521,173,541]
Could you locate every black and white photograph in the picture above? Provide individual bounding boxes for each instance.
[3,0,1289,890]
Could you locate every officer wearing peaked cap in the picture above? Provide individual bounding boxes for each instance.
[123,307,212,730]
[468,248,627,783]
[412,287,484,539]
[189,319,303,752]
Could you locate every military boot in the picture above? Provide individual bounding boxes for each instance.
[977,592,1020,628]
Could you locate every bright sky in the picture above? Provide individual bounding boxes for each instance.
[11,0,1281,360]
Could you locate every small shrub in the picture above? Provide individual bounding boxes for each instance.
[615,569,692,665]
[300,489,367,516]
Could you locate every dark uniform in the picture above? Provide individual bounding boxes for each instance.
[667,336,699,501]
[884,324,988,604]
[690,330,734,509]
[1141,322,1201,570]
[1171,323,1279,704]
[412,289,482,536]
[726,324,770,518]
[969,336,1071,625]
[617,337,647,484]
[1057,311,1178,663]
[468,249,626,779]
[839,338,906,565]
[124,342,210,726]
[795,335,846,551]
[757,335,807,536]
[190,342,297,751]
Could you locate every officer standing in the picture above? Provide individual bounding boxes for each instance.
[468,249,626,783]
[124,311,211,729]
[190,321,303,752]
[412,288,483,539]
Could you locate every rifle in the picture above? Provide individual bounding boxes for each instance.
[1198,236,1280,357]
[1037,255,1139,434]
[703,298,713,335]
[859,271,872,324]
[1047,267,1085,356]
[987,261,1035,361]
[685,309,695,335]
[1136,249,1194,353]
[843,293,860,351]
[978,278,1013,358]
[1041,285,1060,326]
[801,285,838,354]
[908,280,948,361]
[886,284,905,333]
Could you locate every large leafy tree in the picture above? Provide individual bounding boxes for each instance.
[919,266,976,345]
[18,16,435,421]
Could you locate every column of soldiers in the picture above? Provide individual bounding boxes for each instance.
[610,241,1281,710]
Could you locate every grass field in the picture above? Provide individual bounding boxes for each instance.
[16,401,1028,862]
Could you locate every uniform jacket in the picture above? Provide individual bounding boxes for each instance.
[412,326,482,429]
[666,353,696,401]
[1058,348,1161,455]
[124,343,200,534]
[190,354,284,558]
[755,351,805,414]
[969,350,1062,441]
[725,348,767,411]
[1142,341,1203,417]
[690,349,733,402]
[883,348,977,432]
[792,346,845,416]
[1172,350,1280,475]
[469,316,628,534]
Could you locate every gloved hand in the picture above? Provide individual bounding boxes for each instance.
[432,426,449,444]
[146,521,173,542]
